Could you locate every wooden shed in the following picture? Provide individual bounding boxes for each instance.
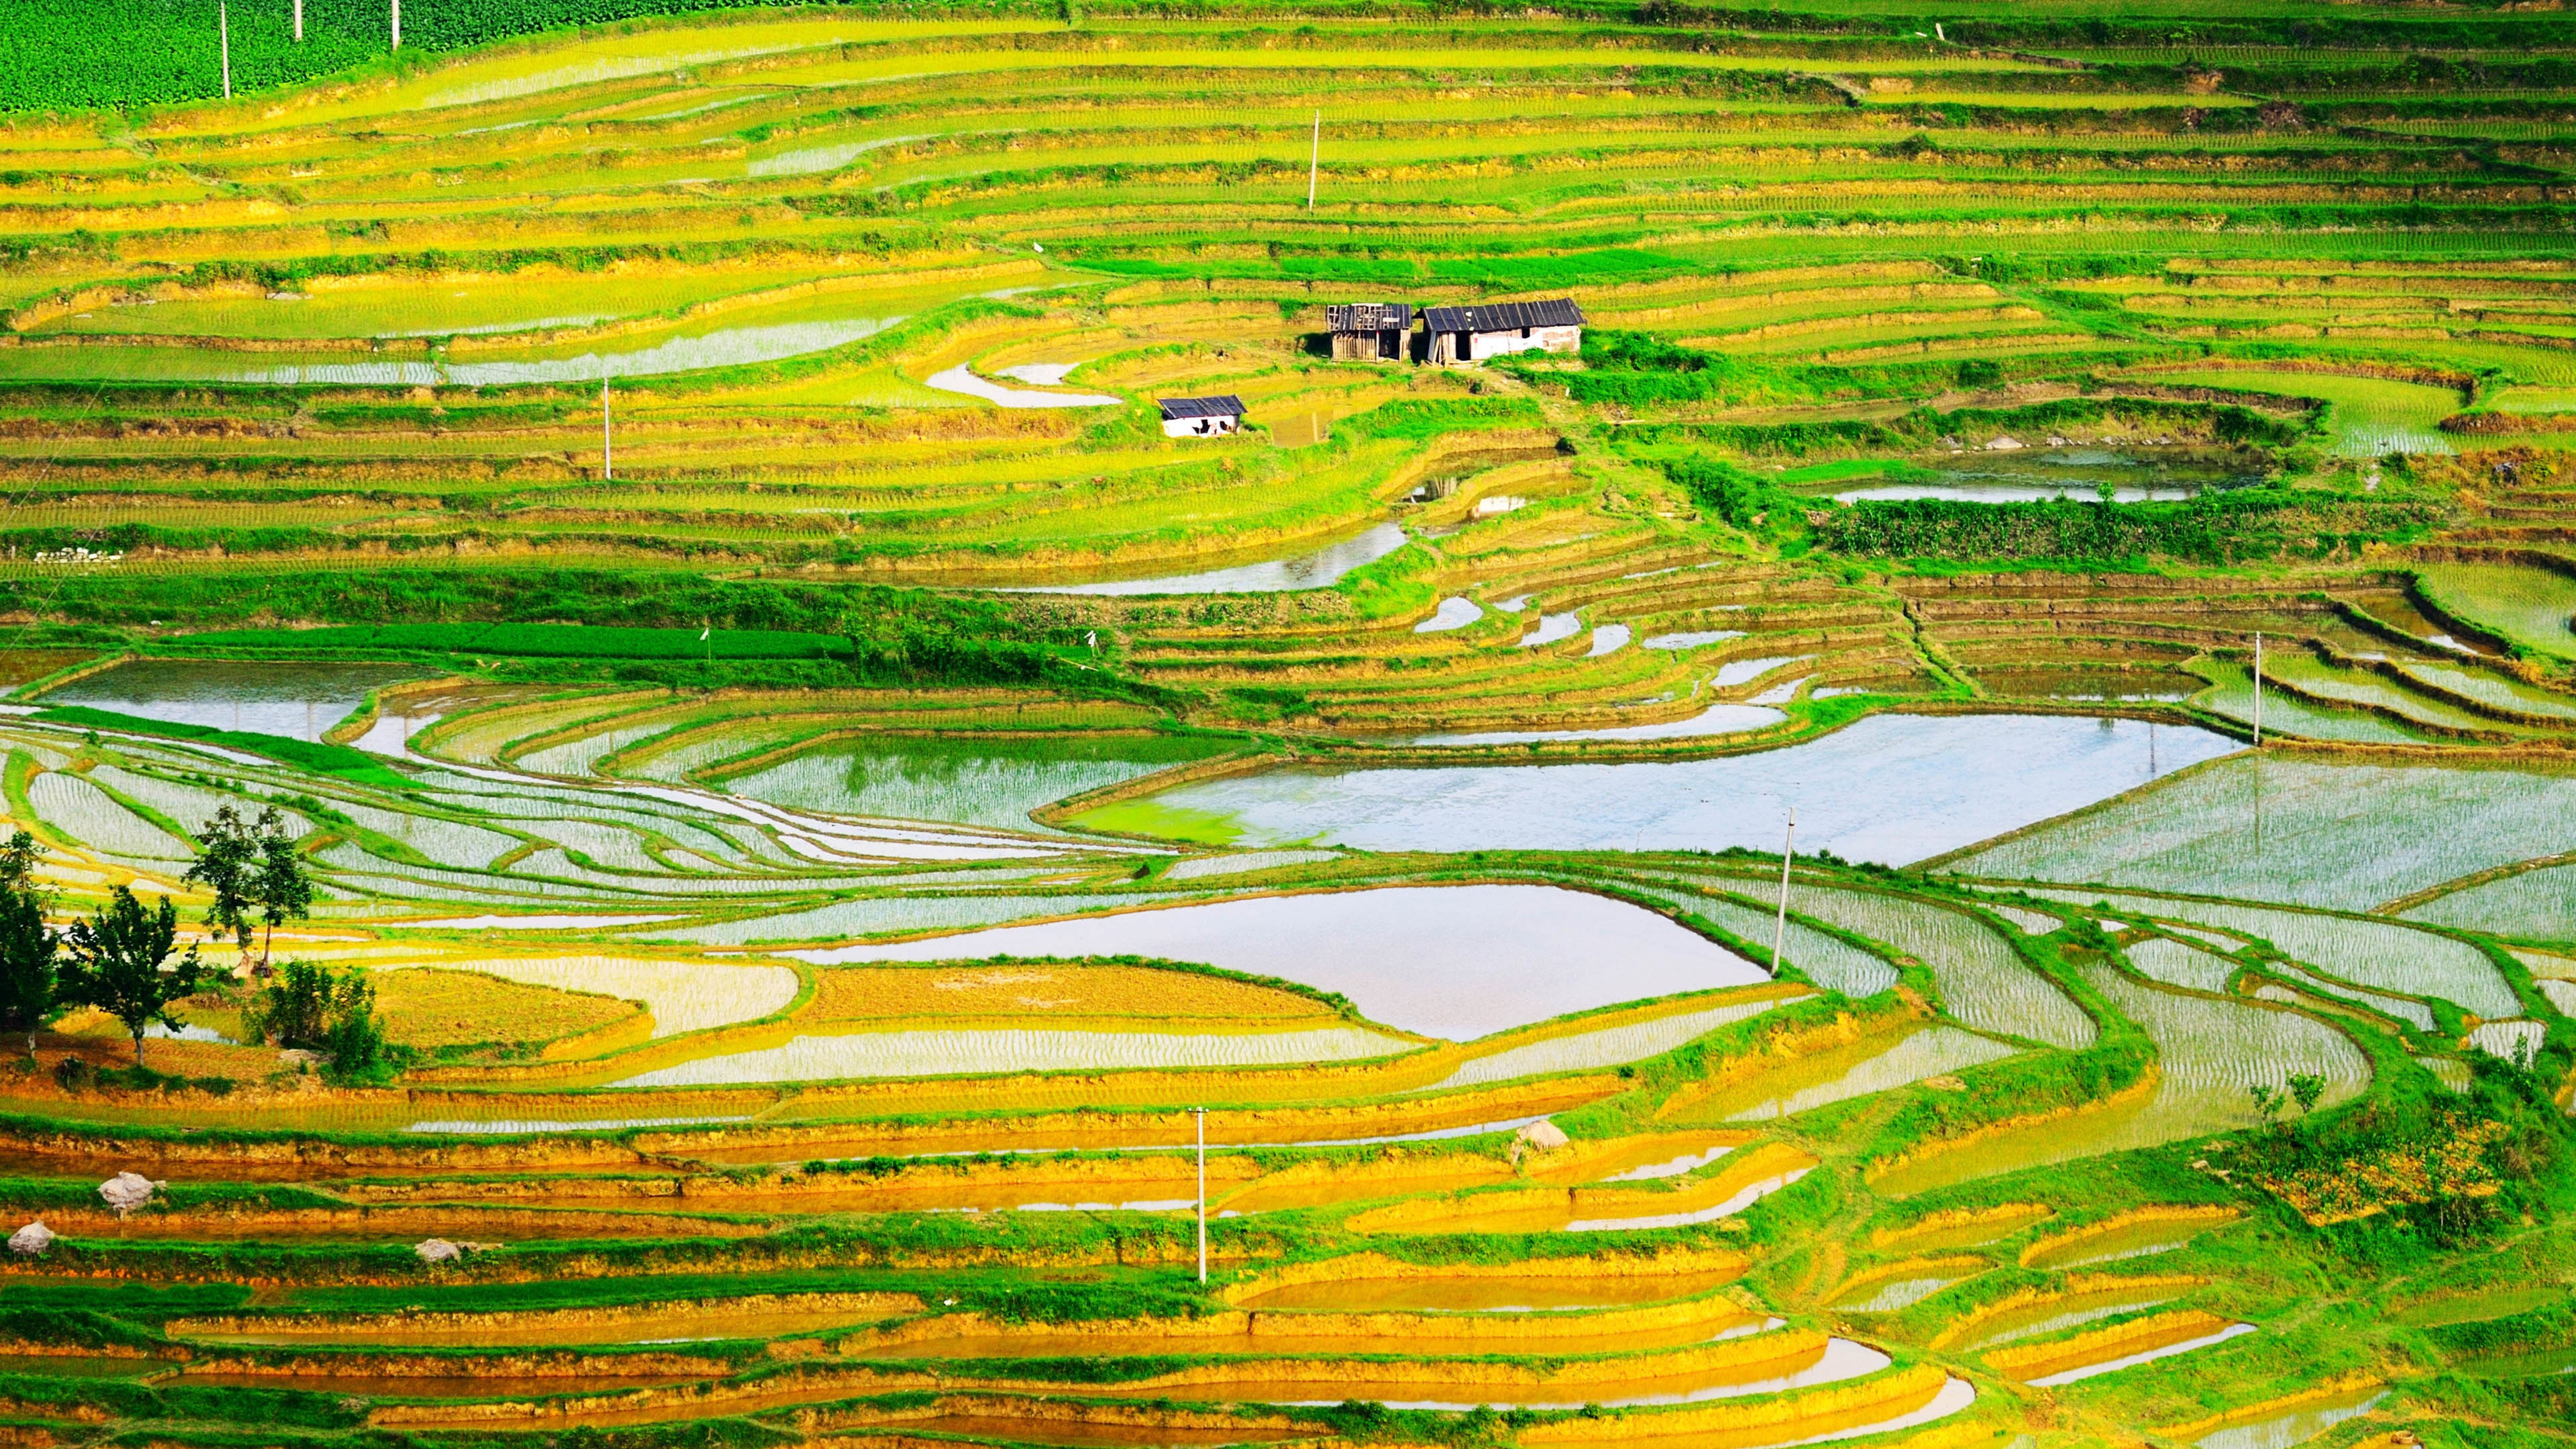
[1159,394,1246,438]
[1418,298,1585,365]
[1326,302,1412,362]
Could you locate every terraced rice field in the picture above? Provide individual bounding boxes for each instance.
[0,2,2566,1446]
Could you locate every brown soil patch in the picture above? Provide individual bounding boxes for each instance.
[801,964,1340,1025]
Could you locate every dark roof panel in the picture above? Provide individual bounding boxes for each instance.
[1158,394,1247,419]
[1418,297,1585,333]
[1327,302,1411,331]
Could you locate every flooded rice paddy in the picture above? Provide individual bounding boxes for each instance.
[1705,1026,2022,1121]
[1785,886,2096,1049]
[1407,703,1784,747]
[2018,889,2518,1019]
[1234,1269,1743,1313]
[614,1023,1416,1087]
[1090,715,2235,863]
[2191,1388,2389,1448]
[1953,754,2576,914]
[1829,448,2259,504]
[43,660,419,741]
[719,734,1240,831]
[0,308,902,385]
[2024,1321,2258,1388]
[1422,997,1787,1090]
[790,884,1769,1039]
[1960,1282,2196,1351]
[1636,881,1900,998]
[998,522,1410,595]
[2025,1212,2239,1270]
[923,364,1122,408]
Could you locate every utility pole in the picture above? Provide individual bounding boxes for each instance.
[220,1,232,99]
[1770,806,1795,978]
[2251,632,2263,746]
[1194,1106,1208,1284]
[295,0,303,43]
[1307,110,1319,210]
[391,0,401,52]
[601,373,613,480]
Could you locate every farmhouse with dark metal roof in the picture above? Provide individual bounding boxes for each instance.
[1417,297,1585,365]
[1158,394,1247,437]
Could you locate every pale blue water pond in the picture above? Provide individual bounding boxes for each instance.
[1120,714,2238,864]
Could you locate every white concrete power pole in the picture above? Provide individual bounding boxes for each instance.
[2251,632,2264,746]
[1770,806,1796,977]
[220,1,232,99]
[1307,111,1319,210]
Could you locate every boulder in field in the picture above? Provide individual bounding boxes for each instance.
[98,1173,159,1217]
[1516,1119,1571,1151]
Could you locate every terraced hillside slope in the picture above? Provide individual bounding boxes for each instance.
[0,3,2566,1448]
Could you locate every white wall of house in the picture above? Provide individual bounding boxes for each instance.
[1471,325,1582,359]
[1163,415,1240,438]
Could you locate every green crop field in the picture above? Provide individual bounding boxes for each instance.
[0,4,2564,1448]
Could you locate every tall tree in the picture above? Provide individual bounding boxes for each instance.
[182,806,261,963]
[63,888,201,1068]
[0,829,39,893]
[251,812,313,967]
[0,847,57,1057]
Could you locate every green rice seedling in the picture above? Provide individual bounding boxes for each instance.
[2077,961,2370,1132]
[25,772,192,860]
[1953,755,2576,913]
[2416,562,2576,660]
[372,954,798,1038]
[648,893,1168,947]
[2191,660,2435,746]
[1779,885,2097,1050]
[2404,864,2576,944]
[1424,998,1786,1091]
[2124,938,2237,994]
[2018,887,2516,1019]
[2141,367,2462,455]
[1721,1026,2021,1121]
[1636,881,1900,998]
[615,1022,1415,1087]
[2396,663,2576,722]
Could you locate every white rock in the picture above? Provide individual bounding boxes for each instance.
[1516,1119,1571,1151]
[1985,435,2025,451]
[415,1238,462,1263]
[8,1222,52,1256]
[98,1173,157,1217]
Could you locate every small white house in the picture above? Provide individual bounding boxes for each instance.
[1160,394,1246,438]
[1418,298,1585,365]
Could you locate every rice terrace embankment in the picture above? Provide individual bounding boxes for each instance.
[0,2,2567,1446]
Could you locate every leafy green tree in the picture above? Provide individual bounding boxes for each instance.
[0,829,40,893]
[253,960,388,1080]
[251,812,314,968]
[251,959,334,1049]
[182,806,262,962]
[321,973,389,1080]
[0,870,57,1058]
[63,888,201,1068]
